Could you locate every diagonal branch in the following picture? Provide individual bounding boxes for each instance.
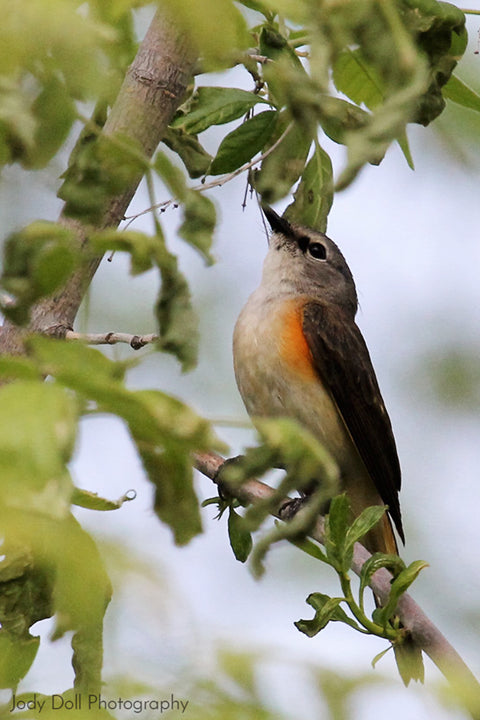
[0,7,197,356]
[193,450,480,717]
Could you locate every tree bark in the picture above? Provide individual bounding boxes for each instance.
[0,7,197,355]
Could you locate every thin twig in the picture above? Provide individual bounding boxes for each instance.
[123,123,294,226]
[193,450,480,716]
[65,330,158,350]
[243,53,271,65]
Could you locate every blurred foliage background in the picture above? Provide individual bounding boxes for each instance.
[1,1,480,718]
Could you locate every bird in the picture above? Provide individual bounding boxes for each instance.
[233,205,404,555]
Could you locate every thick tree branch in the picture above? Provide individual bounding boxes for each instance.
[193,450,480,716]
[0,7,197,356]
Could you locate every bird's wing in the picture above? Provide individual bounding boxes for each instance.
[302,301,404,542]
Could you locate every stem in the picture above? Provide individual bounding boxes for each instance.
[124,123,294,225]
[145,169,163,237]
[338,571,397,641]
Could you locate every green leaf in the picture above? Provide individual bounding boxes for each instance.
[171,87,269,135]
[219,649,257,695]
[165,0,250,70]
[202,496,223,508]
[371,645,392,669]
[324,494,350,570]
[228,508,253,563]
[156,251,199,371]
[120,401,211,543]
[50,514,112,641]
[397,131,415,170]
[162,127,212,179]
[146,448,203,547]
[226,418,339,542]
[260,29,322,131]
[284,141,333,232]
[123,389,219,455]
[0,381,77,515]
[236,0,273,16]
[403,0,467,126]
[377,560,429,626]
[319,97,370,146]
[359,552,405,604]
[393,638,425,685]
[90,229,160,275]
[254,417,340,493]
[91,225,200,369]
[443,74,480,113]
[179,191,216,265]
[1,221,79,325]
[29,338,221,545]
[254,115,312,202]
[295,593,361,637]
[0,355,43,382]
[154,151,188,201]
[333,49,384,110]
[29,336,127,400]
[71,487,136,512]
[0,78,36,166]
[334,103,398,191]
[345,505,386,550]
[288,536,328,564]
[0,0,116,98]
[0,632,40,689]
[58,133,146,223]
[260,25,309,95]
[30,337,214,449]
[0,508,110,690]
[333,50,415,167]
[209,110,278,175]
[23,75,76,169]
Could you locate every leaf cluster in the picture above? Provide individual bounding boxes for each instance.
[0,216,210,370]
[0,0,140,169]
[1,222,80,325]
[294,495,428,684]
[0,337,223,690]
[214,417,340,569]
[11,0,472,250]
[160,0,472,228]
[210,469,428,684]
[1,0,478,243]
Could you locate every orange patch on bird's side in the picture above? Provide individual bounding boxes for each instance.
[278,302,316,379]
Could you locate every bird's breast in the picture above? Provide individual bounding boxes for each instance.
[233,292,352,463]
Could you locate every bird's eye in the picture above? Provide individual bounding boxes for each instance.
[308,242,327,260]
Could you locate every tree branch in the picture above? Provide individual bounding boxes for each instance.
[64,330,158,350]
[193,450,480,716]
[0,7,197,356]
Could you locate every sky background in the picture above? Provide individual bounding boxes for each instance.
[2,4,480,719]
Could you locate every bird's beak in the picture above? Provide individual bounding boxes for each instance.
[261,204,294,241]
